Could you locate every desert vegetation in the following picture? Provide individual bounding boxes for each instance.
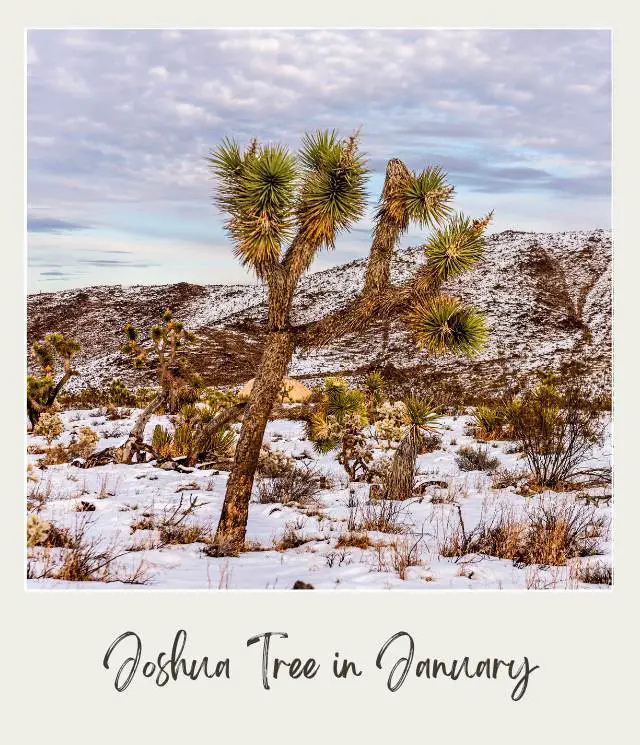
[25,132,612,590]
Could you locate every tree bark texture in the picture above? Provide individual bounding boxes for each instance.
[212,330,295,554]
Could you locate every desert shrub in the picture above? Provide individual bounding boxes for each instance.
[438,498,608,566]
[257,444,295,477]
[132,494,209,546]
[33,412,64,444]
[27,514,51,547]
[574,561,612,585]
[418,431,443,453]
[41,425,99,465]
[158,523,211,545]
[273,520,314,550]
[27,517,148,583]
[107,378,138,407]
[505,376,605,487]
[256,465,324,506]
[150,406,237,465]
[491,466,528,490]
[152,424,173,457]
[58,385,107,409]
[388,536,424,579]
[456,445,500,472]
[349,499,409,534]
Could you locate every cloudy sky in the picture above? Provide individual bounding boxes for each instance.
[27,29,611,292]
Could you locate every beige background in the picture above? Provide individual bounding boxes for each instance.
[4,2,638,742]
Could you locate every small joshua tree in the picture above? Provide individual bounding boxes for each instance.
[362,371,386,421]
[27,333,81,427]
[306,377,372,480]
[207,129,491,554]
[384,396,441,500]
[120,310,200,463]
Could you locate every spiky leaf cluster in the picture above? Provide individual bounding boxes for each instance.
[384,165,454,231]
[402,396,441,432]
[152,405,236,463]
[424,213,489,280]
[208,130,368,278]
[31,333,80,375]
[208,139,297,277]
[296,130,368,248]
[405,294,487,357]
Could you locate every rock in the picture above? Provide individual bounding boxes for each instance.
[77,500,96,512]
[292,580,314,590]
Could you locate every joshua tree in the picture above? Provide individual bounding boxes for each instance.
[120,310,200,463]
[383,396,441,501]
[207,129,490,554]
[27,333,81,427]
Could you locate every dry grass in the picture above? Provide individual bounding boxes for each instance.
[371,534,425,579]
[335,532,373,549]
[349,498,410,534]
[159,523,212,545]
[572,560,612,586]
[128,495,211,545]
[27,517,150,584]
[437,498,609,566]
[273,520,316,551]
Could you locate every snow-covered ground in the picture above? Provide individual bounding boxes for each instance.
[26,410,612,590]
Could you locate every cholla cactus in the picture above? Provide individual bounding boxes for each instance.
[27,514,51,547]
[374,401,407,447]
[257,445,296,477]
[68,426,99,460]
[33,412,65,445]
[27,333,81,427]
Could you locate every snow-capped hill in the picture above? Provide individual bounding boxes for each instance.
[27,229,611,396]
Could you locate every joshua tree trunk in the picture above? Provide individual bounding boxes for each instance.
[384,428,421,501]
[121,391,166,464]
[211,330,295,554]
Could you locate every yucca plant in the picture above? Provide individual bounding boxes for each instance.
[384,396,441,500]
[473,404,508,441]
[153,403,238,466]
[207,130,492,554]
[27,333,81,427]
